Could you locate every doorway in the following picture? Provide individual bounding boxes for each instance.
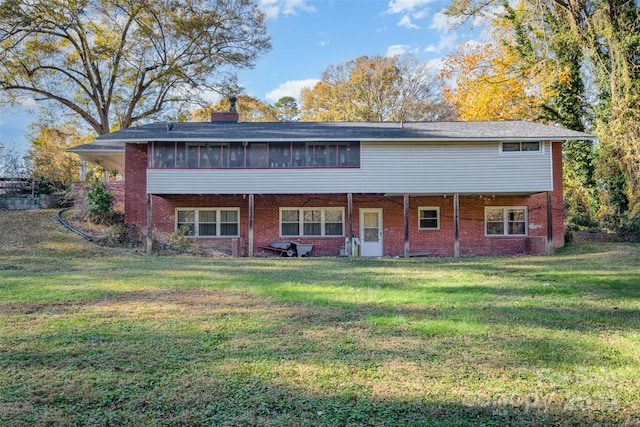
[360,208,383,257]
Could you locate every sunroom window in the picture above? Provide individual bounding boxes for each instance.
[151,141,360,169]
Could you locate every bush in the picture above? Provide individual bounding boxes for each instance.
[86,179,115,224]
[167,226,198,254]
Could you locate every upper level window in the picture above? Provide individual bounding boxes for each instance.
[151,141,360,169]
[501,141,541,153]
[485,207,527,236]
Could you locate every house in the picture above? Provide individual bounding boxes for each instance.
[69,105,594,257]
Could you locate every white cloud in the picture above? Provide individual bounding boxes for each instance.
[387,1,437,29]
[386,0,436,14]
[397,15,419,29]
[385,44,410,57]
[460,39,484,50]
[259,0,316,19]
[318,32,330,47]
[430,11,460,32]
[436,32,458,51]
[425,57,445,73]
[265,79,320,102]
[283,0,316,15]
[421,33,459,55]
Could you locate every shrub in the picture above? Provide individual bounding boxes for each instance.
[86,179,115,224]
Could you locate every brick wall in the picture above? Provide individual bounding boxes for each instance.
[551,141,565,249]
[124,144,148,226]
[136,192,561,257]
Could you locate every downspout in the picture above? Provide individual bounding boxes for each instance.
[347,193,353,259]
[146,193,153,255]
[248,194,254,257]
[546,191,553,255]
[454,193,460,258]
[404,194,409,258]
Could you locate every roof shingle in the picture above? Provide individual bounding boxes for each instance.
[94,120,595,144]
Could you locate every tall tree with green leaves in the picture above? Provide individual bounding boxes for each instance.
[26,118,87,193]
[300,55,455,122]
[274,96,299,122]
[0,0,271,135]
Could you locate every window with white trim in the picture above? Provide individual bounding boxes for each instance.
[501,141,541,153]
[280,208,344,237]
[175,208,239,237]
[418,207,440,230]
[485,207,527,236]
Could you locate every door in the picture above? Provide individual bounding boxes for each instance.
[360,208,383,257]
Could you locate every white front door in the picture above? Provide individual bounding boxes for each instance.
[360,208,383,257]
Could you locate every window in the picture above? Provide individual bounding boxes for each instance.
[501,141,541,153]
[151,142,360,168]
[175,208,239,237]
[418,207,440,230]
[153,142,175,168]
[200,143,223,168]
[280,208,344,237]
[485,207,527,236]
[247,143,268,168]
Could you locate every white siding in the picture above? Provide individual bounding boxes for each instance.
[147,141,553,194]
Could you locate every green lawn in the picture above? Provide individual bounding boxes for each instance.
[1,210,639,426]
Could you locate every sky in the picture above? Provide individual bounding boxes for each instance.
[0,0,481,155]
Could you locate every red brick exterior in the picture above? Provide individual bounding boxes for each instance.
[124,144,148,227]
[124,142,565,257]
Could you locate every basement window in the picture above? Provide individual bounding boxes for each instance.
[280,208,344,237]
[485,207,527,236]
[175,208,239,237]
[418,207,440,230]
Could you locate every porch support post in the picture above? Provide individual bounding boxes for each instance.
[248,194,254,258]
[404,194,410,258]
[347,193,353,259]
[146,193,153,255]
[453,193,460,258]
[546,191,553,255]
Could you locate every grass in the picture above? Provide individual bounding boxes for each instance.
[1,210,639,426]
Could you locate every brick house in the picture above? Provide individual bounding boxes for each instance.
[69,107,593,257]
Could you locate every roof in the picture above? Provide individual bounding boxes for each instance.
[94,120,595,144]
[66,141,124,172]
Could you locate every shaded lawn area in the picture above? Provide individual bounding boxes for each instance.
[1,210,639,426]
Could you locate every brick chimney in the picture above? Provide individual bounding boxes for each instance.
[211,96,239,122]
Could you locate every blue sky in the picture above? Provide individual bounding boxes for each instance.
[0,0,479,154]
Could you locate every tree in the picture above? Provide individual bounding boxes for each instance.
[25,119,85,193]
[445,0,640,233]
[0,0,271,135]
[300,55,454,122]
[191,94,277,122]
[0,147,27,179]
[274,96,299,121]
[440,41,535,121]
